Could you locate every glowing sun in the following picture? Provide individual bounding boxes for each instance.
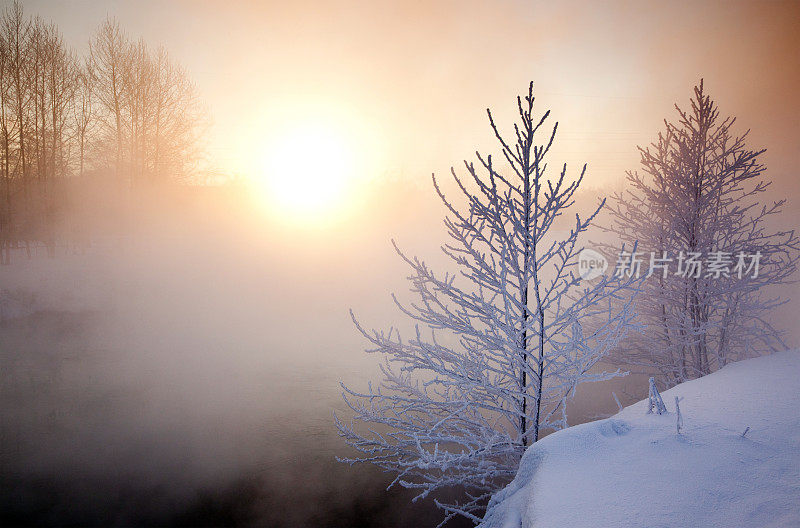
[258,121,356,222]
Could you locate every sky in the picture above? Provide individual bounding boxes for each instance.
[18,0,800,354]
[23,0,800,202]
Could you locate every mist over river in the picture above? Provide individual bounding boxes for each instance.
[0,199,646,527]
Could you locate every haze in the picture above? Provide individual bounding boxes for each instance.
[2,1,799,526]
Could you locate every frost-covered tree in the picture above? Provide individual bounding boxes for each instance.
[603,81,799,387]
[336,83,636,525]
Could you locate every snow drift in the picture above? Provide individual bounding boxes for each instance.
[480,350,800,528]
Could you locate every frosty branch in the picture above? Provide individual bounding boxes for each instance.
[336,82,638,524]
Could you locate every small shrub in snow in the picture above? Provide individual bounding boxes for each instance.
[647,377,667,415]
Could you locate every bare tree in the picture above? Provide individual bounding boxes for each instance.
[0,23,13,264]
[91,22,203,187]
[0,1,31,261]
[337,83,636,525]
[138,44,204,184]
[72,62,93,179]
[90,17,128,184]
[3,1,29,192]
[603,81,799,386]
[0,5,206,262]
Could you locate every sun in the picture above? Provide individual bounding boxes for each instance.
[256,121,356,223]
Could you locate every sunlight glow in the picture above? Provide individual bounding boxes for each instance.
[256,121,356,224]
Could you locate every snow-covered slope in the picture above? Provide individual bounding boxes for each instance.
[480,351,800,528]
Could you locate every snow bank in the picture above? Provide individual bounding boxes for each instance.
[480,351,800,528]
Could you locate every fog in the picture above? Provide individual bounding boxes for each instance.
[1,0,799,525]
[0,184,441,526]
[0,178,668,526]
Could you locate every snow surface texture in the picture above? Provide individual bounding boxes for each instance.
[480,351,800,528]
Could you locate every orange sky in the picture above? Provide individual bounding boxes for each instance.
[24,0,800,203]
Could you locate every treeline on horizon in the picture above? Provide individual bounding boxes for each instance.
[0,1,208,264]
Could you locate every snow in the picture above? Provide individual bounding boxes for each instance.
[480,350,800,528]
